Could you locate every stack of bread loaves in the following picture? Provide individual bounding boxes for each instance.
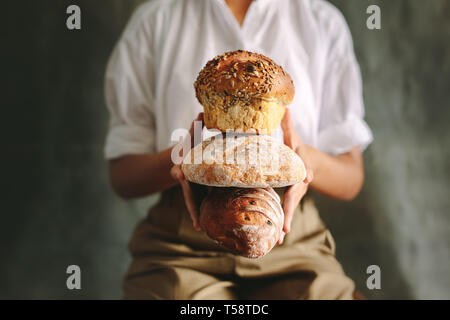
[182,50,306,258]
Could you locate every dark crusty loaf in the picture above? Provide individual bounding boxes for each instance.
[199,187,284,259]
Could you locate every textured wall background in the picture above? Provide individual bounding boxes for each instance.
[1,0,449,299]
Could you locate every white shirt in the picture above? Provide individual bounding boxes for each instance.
[104,0,373,159]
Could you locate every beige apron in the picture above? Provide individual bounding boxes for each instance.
[123,186,355,300]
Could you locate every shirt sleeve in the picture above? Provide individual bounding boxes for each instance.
[103,13,156,160]
[317,6,373,156]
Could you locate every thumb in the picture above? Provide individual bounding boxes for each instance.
[189,112,204,134]
[170,164,185,181]
[281,109,295,149]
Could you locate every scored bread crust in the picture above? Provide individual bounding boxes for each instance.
[194,50,295,134]
[199,187,284,258]
[181,134,306,188]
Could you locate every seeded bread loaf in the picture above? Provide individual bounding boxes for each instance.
[200,187,284,258]
[181,134,306,188]
[194,50,295,135]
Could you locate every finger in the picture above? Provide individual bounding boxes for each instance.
[189,112,204,133]
[281,109,296,148]
[303,167,314,184]
[282,183,306,233]
[281,108,294,133]
[300,161,314,184]
[170,164,184,181]
[179,178,201,231]
[188,112,205,149]
[277,231,286,245]
[282,197,295,234]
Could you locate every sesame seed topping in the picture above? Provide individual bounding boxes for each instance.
[194,50,294,113]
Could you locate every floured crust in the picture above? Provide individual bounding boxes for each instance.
[182,134,306,188]
[199,187,284,258]
[194,50,295,134]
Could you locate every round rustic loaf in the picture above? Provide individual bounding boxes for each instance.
[200,187,284,258]
[194,50,295,135]
[181,134,306,188]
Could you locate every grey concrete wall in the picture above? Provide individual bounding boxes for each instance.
[323,0,450,299]
[1,0,449,299]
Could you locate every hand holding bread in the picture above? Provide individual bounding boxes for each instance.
[172,50,312,258]
[278,109,313,244]
[170,113,207,231]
